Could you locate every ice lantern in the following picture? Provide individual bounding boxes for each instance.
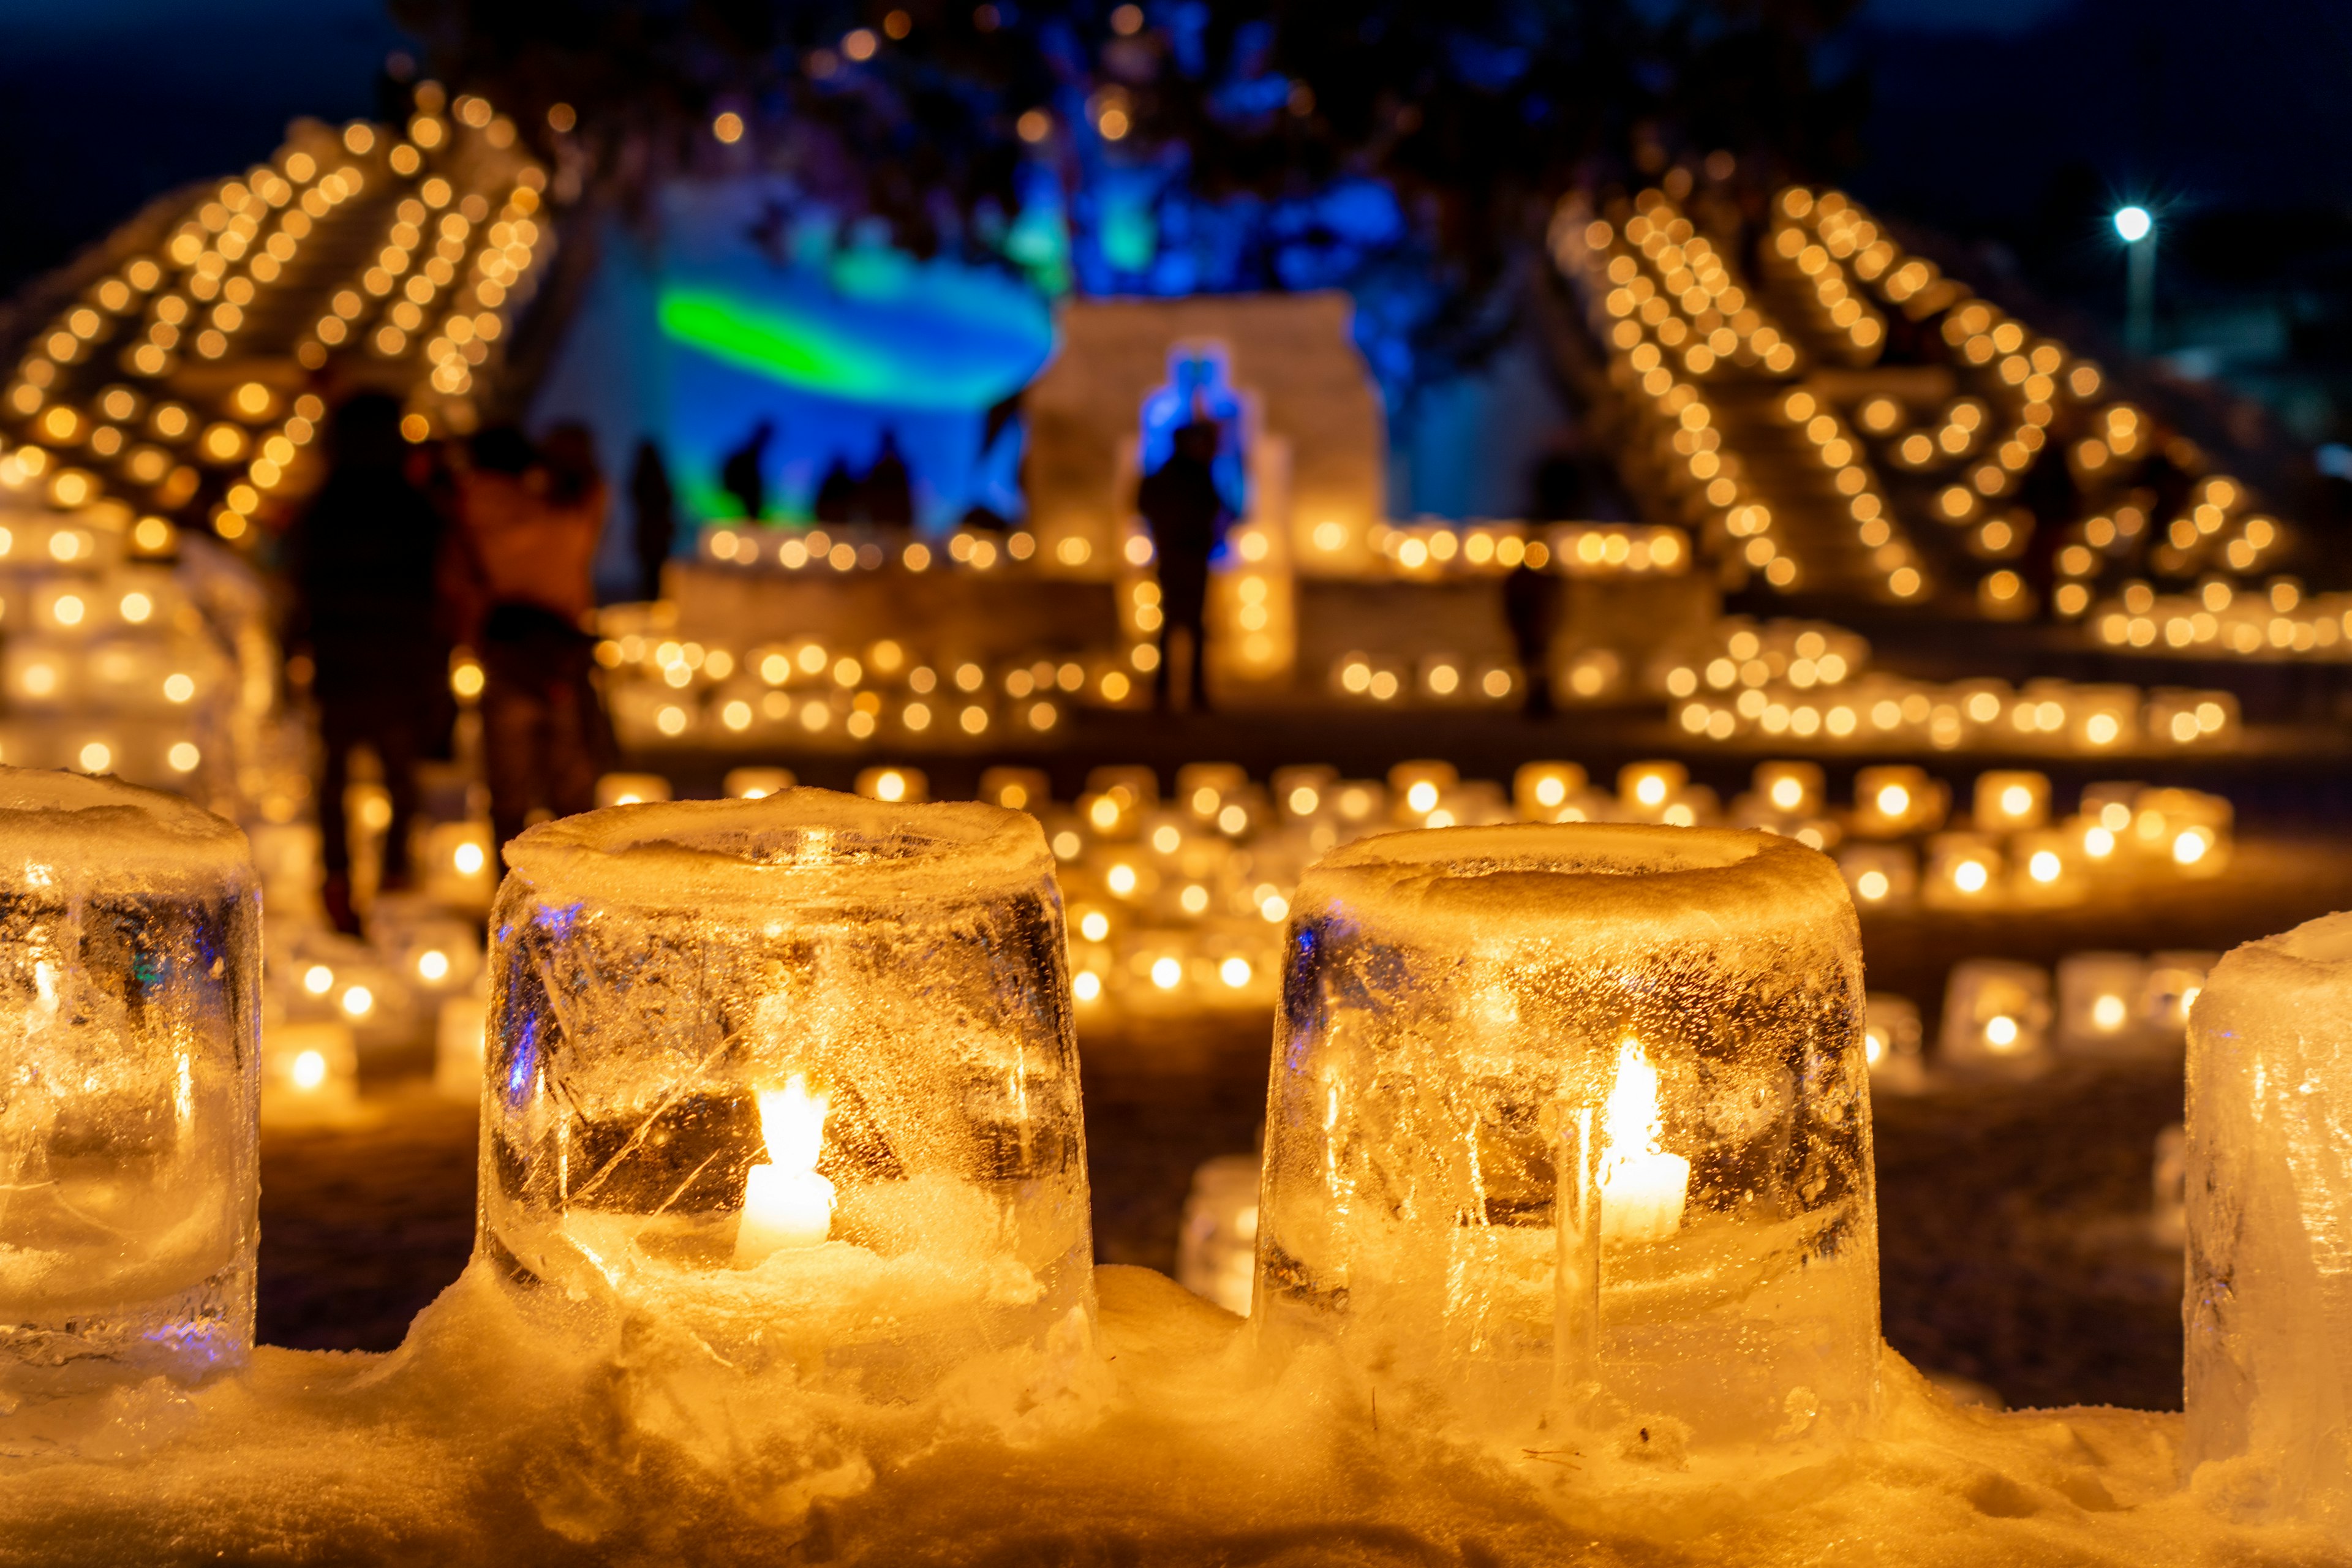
[0,771,260,1392]
[2187,912,2352,1533]
[477,790,1095,1395]
[1257,823,1879,1450]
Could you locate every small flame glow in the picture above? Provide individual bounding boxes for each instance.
[759,1074,829,1173]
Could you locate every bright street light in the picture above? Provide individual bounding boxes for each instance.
[2114,205,2152,244]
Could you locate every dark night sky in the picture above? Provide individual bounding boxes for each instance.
[4,0,2348,304]
[0,0,412,294]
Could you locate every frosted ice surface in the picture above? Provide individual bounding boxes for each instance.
[0,768,258,1390]
[0,769,252,895]
[483,790,1091,1400]
[2186,909,2352,1534]
[1258,824,1877,1455]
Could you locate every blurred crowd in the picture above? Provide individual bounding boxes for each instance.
[285,395,620,933]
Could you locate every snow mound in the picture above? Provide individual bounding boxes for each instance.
[0,1264,2329,1566]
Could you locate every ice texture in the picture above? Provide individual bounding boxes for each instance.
[1258,823,1879,1455]
[0,1263,2320,1566]
[0,769,259,1393]
[2185,910,2352,1533]
[480,790,1094,1398]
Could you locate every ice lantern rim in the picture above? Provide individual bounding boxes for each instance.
[0,765,252,894]
[501,788,1055,910]
[2198,910,2352,1014]
[1297,822,1855,950]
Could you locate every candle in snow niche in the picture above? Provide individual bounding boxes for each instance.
[1599,1039,1689,1246]
[737,1075,836,1263]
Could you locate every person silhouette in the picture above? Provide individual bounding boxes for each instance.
[1136,419,1229,713]
[813,456,859,524]
[720,420,774,521]
[864,429,914,529]
[288,391,447,934]
[628,439,676,601]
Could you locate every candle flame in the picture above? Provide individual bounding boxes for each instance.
[1602,1038,1665,1161]
[760,1074,829,1174]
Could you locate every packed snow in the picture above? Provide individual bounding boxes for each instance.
[0,1262,2333,1566]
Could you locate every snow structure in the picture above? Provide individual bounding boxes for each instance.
[1258,824,1880,1460]
[480,790,1095,1402]
[0,770,258,1396]
[2187,910,2352,1537]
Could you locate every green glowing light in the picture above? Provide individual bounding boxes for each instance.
[657,285,1047,409]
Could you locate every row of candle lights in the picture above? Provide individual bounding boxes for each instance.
[1561,181,2301,624]
[1558,190,1904,597]
[533,756,2233,1020]
[1866,947,2212,1092]
[1672,672,2241,752]
[697,517,1689,582]
[0,81,546,543]
[2087,577,2352,660]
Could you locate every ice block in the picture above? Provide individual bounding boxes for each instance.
[1256,823,1878,1451]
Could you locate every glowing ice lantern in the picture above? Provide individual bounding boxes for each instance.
[2143,949,2216,1038]
[1849,765,1946,838]
[1864,993,1927,1093]
[2187,914,2352,1536]
[1177,1153,1260,1315]
[2133,788,2232,878]
[2056,952,2152,1056]
[422,820,496,907]
[2007,827,2085,907]
[1387,760,1459,824]
[261,1019,359,1123]
[1939,959,2051,1072]
[1258,824,1879,1449]
[1972,769,2049,832]
[478,788,1095,1393]
[2069,685,2139,752]
[1753,760,1825,818]
[1838,842,1917,909]
[593,771,671,808]
[854,764,929,804]
[724,766,798,801]
[1923,832,2003,910]
[2147,687,2240,748]
[1512,762,1589,823]
[1616,760,1688,822]
[0,771,260,1391]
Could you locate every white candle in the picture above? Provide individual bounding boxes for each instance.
[1599,1039,1689,1246]
[736,1075,836,1265]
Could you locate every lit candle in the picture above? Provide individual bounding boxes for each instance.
[1599,1039,1689,1246]
[736,1074,836,1265]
